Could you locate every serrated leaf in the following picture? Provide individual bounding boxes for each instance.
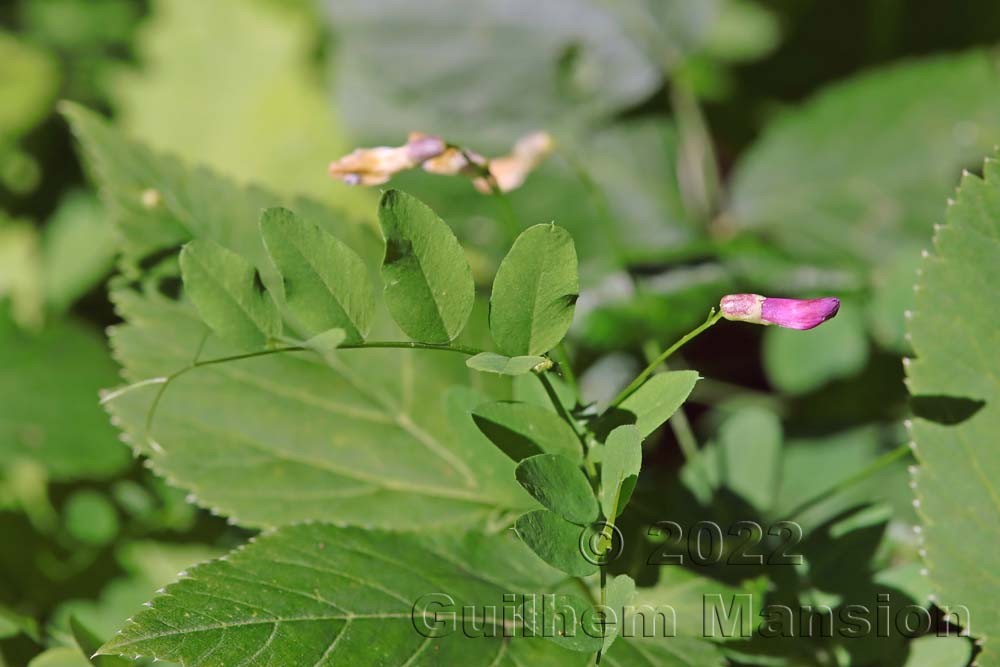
[472,401,583,463]
[600,371,699,439]
[105,287,531,529]
[466,352,548,376]
[515,454,598,525]
[378,189,475,343]
[260,207,374,342]
[907,156,1000,666]
[0,313,128,481]
[717,406,782,513]
[600,425,642,519]
[179,239,281,349]
[99,524,586,665]
[515,509,598,577]
[491,223,579,356]
[601,574,635,655]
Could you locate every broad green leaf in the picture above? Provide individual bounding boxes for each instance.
[472,400,583,463]
[603,371,699,439]
[763,303,868,394]
[515,454,598,525]
[0,313,128,481]
[52,541,224,646]
[601,574,635,655]
[378,189,475,343]
[907,157,1000,667]
[27,648,91,667]
[466,351,548,376]
[260,207,374,342]
[523,593,603,653]
[326,0,660,149]
[729,49,1000,267]
[600,425,642,519]
[64,104,378,271]
[99,525,587,665]
[491,223,579,356]
[179,239,281,349]
[110,0,371,215]
[717,406,782,513]
[105,288,529,529]
[515,509,598,577]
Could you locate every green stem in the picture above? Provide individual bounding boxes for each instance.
[609,309,723,409]
[784,444,912,522]
[537,372,595,479]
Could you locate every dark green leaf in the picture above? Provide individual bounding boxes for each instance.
[908,156,1000,666]
[491,223,579,356]
[515,454,598,525]
[523,593,603,653]
[179,239,281,349]
[378,189,475,343]
[473,401,583,463]
[515,509,598,577]
[260,207,374,342]
[600,425,641,519]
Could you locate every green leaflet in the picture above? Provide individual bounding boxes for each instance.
[907,156,1000,667]
[378,189,475,343]
[260,207,374,342]
[179,239,281,349]
[99,524,585,665]
[522,593,604,653]
[600,371,699,439]
[491,223,579,356]
[600,574,635,655]
[472,400,583,463]
[600,425,642,520]
[466,351,548,376]
[514,509,598,577]
[515,454,598,525]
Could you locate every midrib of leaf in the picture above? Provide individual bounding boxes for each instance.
[527,260,553,353]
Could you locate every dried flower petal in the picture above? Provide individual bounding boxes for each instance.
[720,294,840,330]
[328,133,446,186]
[473,131,554,194]
[422,147,487,177]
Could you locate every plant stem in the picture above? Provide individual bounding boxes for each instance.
[537,372,596,479]
[609,309,723,409]
[784,443,912,522]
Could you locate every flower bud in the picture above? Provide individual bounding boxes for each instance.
[720,294,840,330]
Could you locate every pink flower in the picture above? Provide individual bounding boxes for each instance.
[720,294,840,330]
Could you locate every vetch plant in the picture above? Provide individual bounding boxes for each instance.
[70,103,847,665]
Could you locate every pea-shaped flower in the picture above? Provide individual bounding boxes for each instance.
[328,132,446,186]
[720,294,840,330]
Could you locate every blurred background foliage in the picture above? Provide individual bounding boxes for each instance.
[1,0,998,664]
